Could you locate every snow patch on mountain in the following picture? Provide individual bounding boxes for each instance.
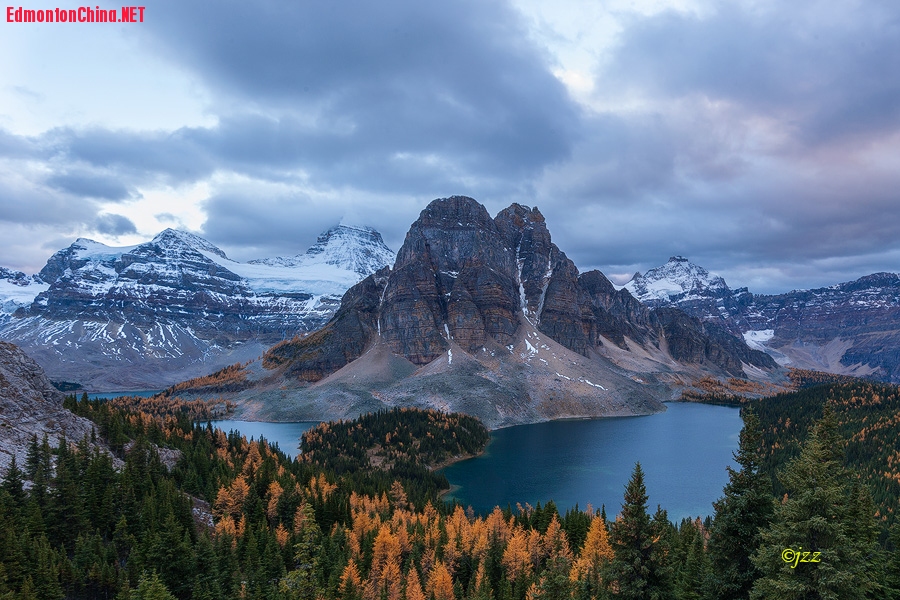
[742,329,774,351]
[0,268,48,314]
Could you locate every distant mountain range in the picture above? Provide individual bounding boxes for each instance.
[0,226,395,390]
[625,256,900,382]
[197,197,777,428]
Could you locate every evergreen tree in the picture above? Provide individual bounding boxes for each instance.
[280,502,322,600]
[606,463,672,599]
[1,457,25,507]
[675,522,709,600]
[704,407,772,600]
[750,404,883,599]
[131,571,177,600]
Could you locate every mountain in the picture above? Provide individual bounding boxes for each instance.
[627,258,900,382]
[0,267,48,315]
[0,226,395,390]
[0,341,98,475]
[202,196,776,428]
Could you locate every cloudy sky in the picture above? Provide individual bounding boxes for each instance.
[1,0,898,294]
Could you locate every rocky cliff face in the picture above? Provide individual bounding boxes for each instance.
[0,342,97,476]
[0,226,394,390]
[262,196,775,394]
[628,258,900,382]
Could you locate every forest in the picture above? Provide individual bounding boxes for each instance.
[0,387,898,599]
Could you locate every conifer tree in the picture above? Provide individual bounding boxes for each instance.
[675,522,709,600]
[750,404,883,599]
[571,515,613,600]
[280,502,322,600]
[703,407,772,600]
[606,463,672,600]
[130,571,177,600]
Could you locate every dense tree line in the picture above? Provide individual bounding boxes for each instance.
[0,393,898,598]
[750,380,900,534]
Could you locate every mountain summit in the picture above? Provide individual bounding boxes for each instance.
[250,224,396,281]
[221,196,775,428]
[625,256,731,305]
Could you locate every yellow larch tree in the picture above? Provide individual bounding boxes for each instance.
[404,566,426,600]
[427,561,455,600]
[339,559,363,600]
[503,527,533,582]
[570,515,613,583]
[365,524,403,600]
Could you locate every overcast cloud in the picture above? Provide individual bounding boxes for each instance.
[1,0,898,294]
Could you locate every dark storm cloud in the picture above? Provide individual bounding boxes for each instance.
[534,1,900,293]
[601,2,900,148]
[134,0,580,190]
[51,127,217,186]
[94,214,138,236]
[46,171,134,201]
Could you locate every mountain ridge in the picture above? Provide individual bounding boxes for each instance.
[0,225,395,390]
[210,196,777,428]
[627,256,900,382]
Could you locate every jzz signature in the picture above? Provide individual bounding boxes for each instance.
[782,547,822,568]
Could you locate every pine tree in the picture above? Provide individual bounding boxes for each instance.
[606,463,672,600]
[1,456,24,501]
[130,571,177,600]
[750,404,883,599]
[675,522,709,600]
[703,407,772,600]
[280,502,322,600]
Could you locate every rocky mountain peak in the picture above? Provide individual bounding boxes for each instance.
[302,224,396,279]
[150,228,229,259]
[1,224,395,390]
[249,224,395,281]
[266,196,775,382]
[626,256,730,304]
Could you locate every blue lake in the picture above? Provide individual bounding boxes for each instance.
[209,420,318,459]
[209,403,742,520]
[85,390,162,400]
[441,402,742,521]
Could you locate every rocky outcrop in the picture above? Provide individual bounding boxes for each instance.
[0,342,97,475]
[264,196,776,382]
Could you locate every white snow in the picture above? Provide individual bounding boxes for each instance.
[625,256,729,303]
[0,278,49,313]
[582,378,607,390]
[742,329,775,351]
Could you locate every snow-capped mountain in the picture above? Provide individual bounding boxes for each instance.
[628,257,900,383]
[0,226,395,390]
[0,268,48,315]
[249,225,396,284]
[625,256,732,304]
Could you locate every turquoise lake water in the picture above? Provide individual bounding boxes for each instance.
[85,390,162,400]
[209,420,318,459]
[207,403,742,521]
[440,402,742,521]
